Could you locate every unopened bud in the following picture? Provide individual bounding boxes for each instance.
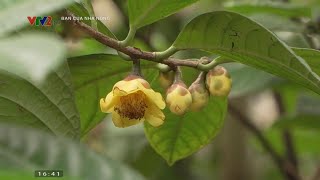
[189,76,209,111]
[166,82,192,115]
[206,66,232,97]
[158,71,174,89]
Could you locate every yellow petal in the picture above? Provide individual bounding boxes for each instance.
[113,86,130,96]
[100,92,117,113]
[111,110,144,128]
[114,78,165,109]
[135,78,151,89]
[145,103,165,127]
[113,79,142,96]
[141,89,166,109]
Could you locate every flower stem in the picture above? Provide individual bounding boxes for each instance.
[132,59,142,76]
[173,66,182,83]
[195,71,206,84]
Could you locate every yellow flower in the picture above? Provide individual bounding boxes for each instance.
[166,82,192,115]
[100,75,166,128]
[206,66,232,97]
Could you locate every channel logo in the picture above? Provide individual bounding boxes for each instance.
[27,16,52,26]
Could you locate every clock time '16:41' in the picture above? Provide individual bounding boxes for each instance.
[35,170,63,177]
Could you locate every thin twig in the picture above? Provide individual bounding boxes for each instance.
[283,131,298,168]
[274,92,300,180]
[228,103,300,180]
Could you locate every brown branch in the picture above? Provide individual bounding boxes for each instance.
[283,131,298,168]
[68,12,156,60]
[163,58,208,68]
[66,12,213,69]
[274,92,300,180]
[312,166,320,180]
[228,103,301,180]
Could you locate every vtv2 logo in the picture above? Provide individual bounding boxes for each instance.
[27,16,52,26]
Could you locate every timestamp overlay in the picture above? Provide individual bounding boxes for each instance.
[35,170,63,177]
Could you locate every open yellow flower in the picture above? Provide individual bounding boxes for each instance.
[100,75,166,128]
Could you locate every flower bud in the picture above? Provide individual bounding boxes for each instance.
[206,66,232,97]
[166,82,192,115]
[158,71,174,89]
[188,77,209,111]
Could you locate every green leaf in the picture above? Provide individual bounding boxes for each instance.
[67,38,110,57]
[0,62,80,139]
[144,97,227,165]
[68,2,115,38]
[173,11,320,95]
[0,33,80,139]
[249,14,304,33]
[0,123,145,180]
[68,54,127,137]
[68,54,155,137]
[231,47,318,98]
[81,0,98,30]
[0,33,66,83]
[0,0,74,36]
[293,48,320,75]
[132,144,175,179]
[224,2,311,18]
[128,0,199,29]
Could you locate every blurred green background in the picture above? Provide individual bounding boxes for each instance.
[1,0,320,180]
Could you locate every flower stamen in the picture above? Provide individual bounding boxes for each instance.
[114,91,148,120]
